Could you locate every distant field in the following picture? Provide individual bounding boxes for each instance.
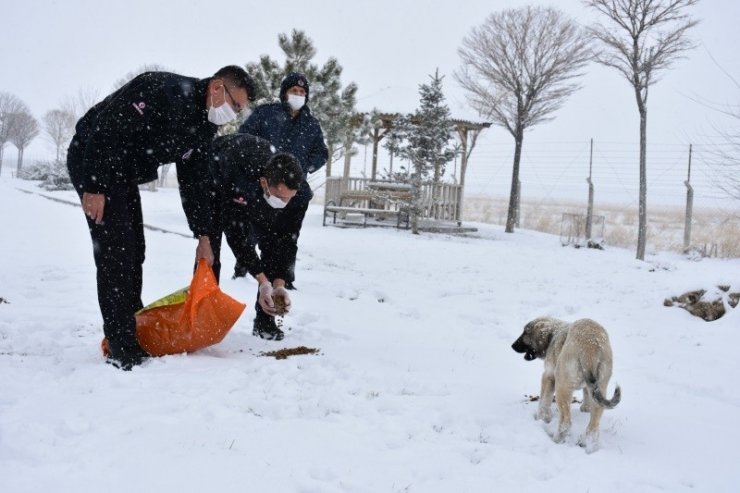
[463,195,740,258]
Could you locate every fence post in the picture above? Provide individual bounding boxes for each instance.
[683,144,693,252]
[585,138,594,241]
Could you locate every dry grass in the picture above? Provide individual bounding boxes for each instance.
[464,196,740,258]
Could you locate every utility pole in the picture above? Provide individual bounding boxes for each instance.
[585,138,594,241]
[683,144,693,252]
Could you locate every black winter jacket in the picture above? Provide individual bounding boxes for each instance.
[210,133,303,280]
[239,102,328,205]
[66,71,217,236]
[209,133,274,201]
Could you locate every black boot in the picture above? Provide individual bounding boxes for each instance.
[253,311,284,341]
[106,343,149,371]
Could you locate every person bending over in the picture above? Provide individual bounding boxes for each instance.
[208,133,304,340]
[67,66,255,369]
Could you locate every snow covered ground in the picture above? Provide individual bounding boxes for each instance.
[1,175,739,492]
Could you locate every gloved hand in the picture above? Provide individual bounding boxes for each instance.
[258,281,276,314]
[272,286,292,315]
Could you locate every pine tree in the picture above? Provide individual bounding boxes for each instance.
[397,69,456,233]
[381,116,408,181]
[245,29,358,176]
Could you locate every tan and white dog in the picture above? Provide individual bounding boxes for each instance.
[511,317,621,452]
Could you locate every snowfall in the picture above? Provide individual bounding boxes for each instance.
[1,173,739,493]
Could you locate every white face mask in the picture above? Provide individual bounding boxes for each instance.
[286,94,305,111]
[263,187,289,209]
[208,88,238,125]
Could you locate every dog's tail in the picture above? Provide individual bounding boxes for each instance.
[587,376,621,409]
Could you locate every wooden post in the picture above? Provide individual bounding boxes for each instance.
[683,144,693,252]
[341,113,364,190]
[342,134,352,191]
[342,146,352,181]
[456,127,469,225]
[457,127,469,189]
[586,138,594,241]
[325,143,334,178]
[371,127,380,180]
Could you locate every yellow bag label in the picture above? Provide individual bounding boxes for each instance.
[136,287,189,314]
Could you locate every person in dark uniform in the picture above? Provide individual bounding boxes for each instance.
[66,66,255,370]
[234,72,328,289]
[208,133,304,340]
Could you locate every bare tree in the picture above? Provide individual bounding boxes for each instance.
[0,92,27,176]
[688,52,740,201]
[456,6,591,233]
[9,111,39,173]
[43,109,76,162]
[585,0,700,260]
[705,108,740,201]
[61,87,100,123]
[113,63,169,90]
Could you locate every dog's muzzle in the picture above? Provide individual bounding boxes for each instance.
[512,337,536,361]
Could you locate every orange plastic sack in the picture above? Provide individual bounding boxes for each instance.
[102,259,246,357]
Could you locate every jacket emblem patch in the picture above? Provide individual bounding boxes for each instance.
[132,101,146,115]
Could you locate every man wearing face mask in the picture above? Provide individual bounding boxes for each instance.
[67,65,255,370]
[208,133,304,340]
[236,72,328,289]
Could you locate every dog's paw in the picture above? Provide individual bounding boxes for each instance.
[579,403,593,413]
[537,408,552,423]
[553,423,571,444]
[577,434,600,453]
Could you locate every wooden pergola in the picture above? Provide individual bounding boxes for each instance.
[343,112,491,188]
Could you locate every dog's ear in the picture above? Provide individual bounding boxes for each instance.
[531,321,554,354]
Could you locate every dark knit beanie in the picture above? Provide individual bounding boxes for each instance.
[279,72,310,102]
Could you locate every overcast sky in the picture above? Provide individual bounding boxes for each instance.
[1,0,738,202]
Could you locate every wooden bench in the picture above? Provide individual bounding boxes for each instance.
[323,183,414,229]
[338,190,375,202]
[340,184,414,205]
[367,182,414,204]
[323,200,410,228]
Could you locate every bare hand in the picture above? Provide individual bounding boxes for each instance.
[82,192,106,224]
[196,236,214,266]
